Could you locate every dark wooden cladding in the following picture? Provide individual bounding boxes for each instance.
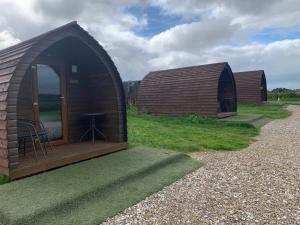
[234,70,267,104]
[0,21,127,178]
[137,62,237,117]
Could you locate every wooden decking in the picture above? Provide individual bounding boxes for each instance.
[11,141,128,180]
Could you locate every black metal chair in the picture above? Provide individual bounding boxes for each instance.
[17,119,53,160]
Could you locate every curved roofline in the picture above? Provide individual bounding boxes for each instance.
[0,21,78,54]
[234,70,265,76]
[4,22,127,152]
[147,62,229,76]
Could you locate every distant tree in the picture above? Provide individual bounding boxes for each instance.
[271,88,295,93]
[268,88,300,100]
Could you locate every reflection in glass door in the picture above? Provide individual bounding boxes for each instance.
[36,64,63,141]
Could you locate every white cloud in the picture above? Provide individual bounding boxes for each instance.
[0,30,20,49]
[182,39,300,90]
[148,17,241,54]
[0,0,300,89]
[144,38,300,89]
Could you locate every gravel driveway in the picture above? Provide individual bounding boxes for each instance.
[104,105,300,225]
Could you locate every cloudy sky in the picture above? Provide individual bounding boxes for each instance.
[0,0,300,89]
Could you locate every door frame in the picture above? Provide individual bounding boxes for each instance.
[31,58,68,146]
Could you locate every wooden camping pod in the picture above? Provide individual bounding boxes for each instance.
[137,62,237,117]
[234,70,267,104]
[0,21,127,178]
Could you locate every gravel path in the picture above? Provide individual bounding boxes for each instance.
[104,105,300,225]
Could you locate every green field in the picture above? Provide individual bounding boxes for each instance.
[268,91,300,105]
[269,99,300,105]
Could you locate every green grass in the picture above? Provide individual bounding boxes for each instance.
[238,103,291,119]
[0,176,9,185]
[0,147,201,225]
[220,114,271,128]
[40,110,61,122]
[269,99,300,105]
[128,108,258,152]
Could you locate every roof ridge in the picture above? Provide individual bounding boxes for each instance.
[234,70,264,74]
[148,62,228,75]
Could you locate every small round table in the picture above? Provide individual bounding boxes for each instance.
[79,113,106,144]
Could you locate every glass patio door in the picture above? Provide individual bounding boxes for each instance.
[32,63,67,144]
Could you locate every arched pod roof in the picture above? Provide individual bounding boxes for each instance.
[137,62,237,117]
[234,70,267,103]
[0,22,127,176]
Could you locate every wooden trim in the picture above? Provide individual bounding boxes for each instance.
[31,65,40,129]
[32,60,68,145]
[60,63,69,144]
[32,57,64,66]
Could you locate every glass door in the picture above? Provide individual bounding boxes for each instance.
[32,63,67,144]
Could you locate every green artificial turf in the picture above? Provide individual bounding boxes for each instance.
[128,108,258,152]
[0,147,201,225]
[238,103,291,119]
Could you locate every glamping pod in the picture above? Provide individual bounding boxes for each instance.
[137,62,237,117]
[0,22,127,179]
[234,70,267,104]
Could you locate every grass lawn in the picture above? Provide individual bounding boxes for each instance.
[128,108,258,152]
[128,102,292,152]
[238,103,291,119]
[0,176,9,185]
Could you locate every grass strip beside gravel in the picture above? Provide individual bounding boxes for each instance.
[238,103,291,119]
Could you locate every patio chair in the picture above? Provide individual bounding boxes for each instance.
[17,119,52,160]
